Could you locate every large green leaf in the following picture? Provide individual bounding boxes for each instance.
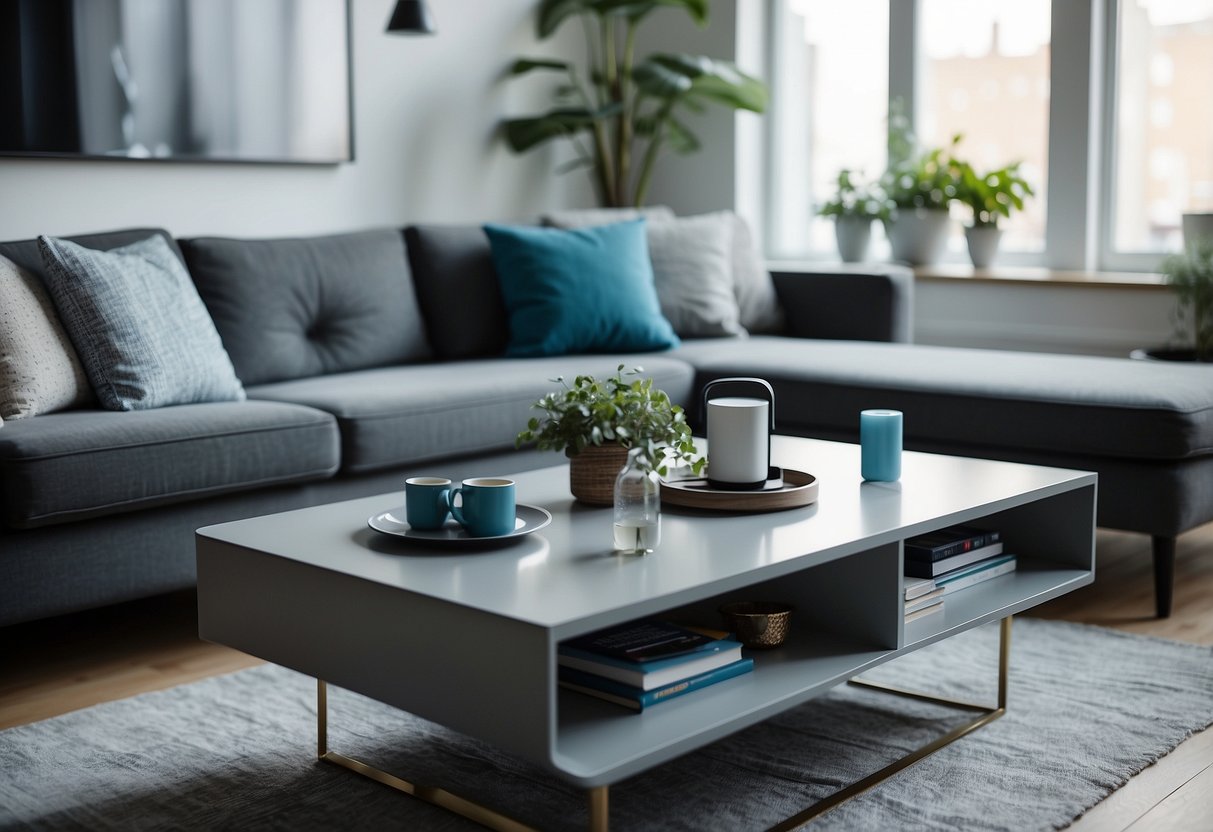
[510,58,572,76]
[503,104,623,153]
[664,116,700,154]
[650,53,767,112]
[537,0,593,38]
[504,109,596,152]
[632,58,694,98]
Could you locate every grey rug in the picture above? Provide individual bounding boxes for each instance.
[2,618,1211,831]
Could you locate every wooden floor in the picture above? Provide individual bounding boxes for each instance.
[2,525,1211,830]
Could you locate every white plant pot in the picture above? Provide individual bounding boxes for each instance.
[887,208,950,266]
[1182,212,1213,252]
[834,216,873,262]
[965,225,1003,269]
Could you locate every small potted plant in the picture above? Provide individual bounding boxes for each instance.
[880,110,961,266]
[818,169,892,262]
[953,159,1034,268]
[516,366,705,504]
[1137,242,1213,362]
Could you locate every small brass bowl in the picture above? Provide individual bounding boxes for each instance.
[720,601,794,649]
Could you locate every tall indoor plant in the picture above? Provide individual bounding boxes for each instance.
[503,0,767,208]
[953,160,1034,268]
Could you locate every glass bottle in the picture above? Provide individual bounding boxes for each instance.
[613,447,661,554]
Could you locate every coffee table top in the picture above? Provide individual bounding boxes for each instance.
[197,436,1094,636]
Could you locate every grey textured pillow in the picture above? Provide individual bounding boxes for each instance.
[645,213,746,337]
[730,213,785,333]
[38,234,246,411]
[0,254,93,418]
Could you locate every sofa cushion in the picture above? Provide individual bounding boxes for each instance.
[246,355,696,473]
[0,401,339,529]
[675,337,1213,461]
[0,254,93,419]
[0,228,187,277]
[403,225,509,360]
[181,229,431,385]
[38,234,247,411]
[643,212,746,337]
[483,221,679,357]
[729,214,784,334]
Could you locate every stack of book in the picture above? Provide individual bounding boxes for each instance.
[903,575,944,623]
[903,525,1017,618]
[557,619,753,712]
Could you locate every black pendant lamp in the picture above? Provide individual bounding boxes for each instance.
[386,0,436,34]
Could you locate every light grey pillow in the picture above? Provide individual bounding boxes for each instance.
[541,205,676,229]
[645,213,746,337]
[38,234,246,411]
[0,254,94,418]
[728,213,785,334]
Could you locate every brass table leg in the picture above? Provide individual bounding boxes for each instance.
[769,615,1013,831]
[589,786,609,832]
[316,679,541,832]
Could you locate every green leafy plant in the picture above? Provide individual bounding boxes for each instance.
[953,160,1034,228]
[880,103,961,213]
[516,365,705,475]
[817,169,893,222]
[1161,241,1213,361]
[503,0,767,208]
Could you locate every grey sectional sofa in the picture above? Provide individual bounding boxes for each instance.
[1,223,1210,627]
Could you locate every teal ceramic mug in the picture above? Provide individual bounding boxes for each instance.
[448,477,516,537]
[404,476,453,530]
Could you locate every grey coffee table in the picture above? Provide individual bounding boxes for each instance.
[197,435,1096,831]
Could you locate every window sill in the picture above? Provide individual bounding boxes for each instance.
[913,264,1166,290]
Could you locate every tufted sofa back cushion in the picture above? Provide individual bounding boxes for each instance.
[181,229,431,386]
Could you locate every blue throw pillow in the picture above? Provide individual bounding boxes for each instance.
[38,234,246,411]
[483,220,679,357]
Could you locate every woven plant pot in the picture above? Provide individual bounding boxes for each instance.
[568,443,629,505]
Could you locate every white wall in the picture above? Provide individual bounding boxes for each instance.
[0,0,595,239]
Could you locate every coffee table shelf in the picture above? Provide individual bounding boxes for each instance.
[198,435,1097,823]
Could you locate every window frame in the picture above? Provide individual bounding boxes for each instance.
[762,0,1172,272]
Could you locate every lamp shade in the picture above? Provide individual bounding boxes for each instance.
[386,0,436,34]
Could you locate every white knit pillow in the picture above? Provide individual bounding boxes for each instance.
[0,254,93,419]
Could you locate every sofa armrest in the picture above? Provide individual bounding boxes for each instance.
[770,263,914,343]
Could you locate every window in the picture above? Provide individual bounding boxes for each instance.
[762,0,1206,271]
[1108,0,1213,254]
[918,0,1051,254]
[767,0,889,259]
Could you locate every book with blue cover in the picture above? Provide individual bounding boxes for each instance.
[558,638,743,690]
[559,657,755,711]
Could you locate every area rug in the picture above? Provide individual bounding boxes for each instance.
[2,618,1211,831]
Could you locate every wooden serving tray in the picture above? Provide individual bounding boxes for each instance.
[660,467,818,512]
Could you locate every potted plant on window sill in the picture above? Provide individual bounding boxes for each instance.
[880,109,960,266]
[953,159,1034,268]
[516,366,705,505]
[818,169,892,263]
[1132,242,1213,363]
